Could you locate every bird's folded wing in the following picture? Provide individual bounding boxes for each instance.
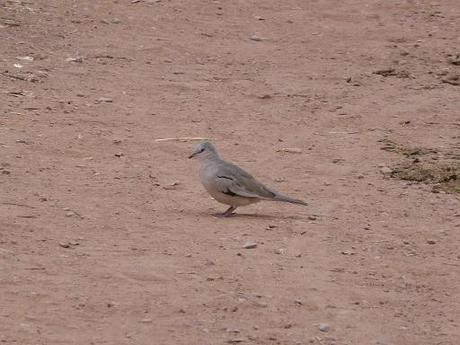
[215,163,276,199]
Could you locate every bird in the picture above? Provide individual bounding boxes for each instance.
[189,141,308,217]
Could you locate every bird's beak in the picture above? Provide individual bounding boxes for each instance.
[188,152,196,159]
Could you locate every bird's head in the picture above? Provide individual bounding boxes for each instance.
[188,141,219,160]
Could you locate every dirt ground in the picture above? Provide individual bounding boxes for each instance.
[1,1,459,344]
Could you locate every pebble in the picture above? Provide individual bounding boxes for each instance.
[96,97,113,103]
[259,94,272,99]
[277,147,303,154]
[308,215,317,221]
[447,54,460,65]
[442,73,460,85]
[319,323,330,332]
[65,57,83,63]
[274,248,286,255]
[242,241,257,249]
[16,56,34,62]
[163,181,179,190]
[250,35,265,41]
[426,239,436,245]
[380,166,392,174]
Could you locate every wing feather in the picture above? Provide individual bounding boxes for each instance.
[214,161,276,199]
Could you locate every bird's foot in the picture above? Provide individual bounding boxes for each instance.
[216,206,237,218]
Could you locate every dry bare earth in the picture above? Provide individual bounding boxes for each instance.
[1,1,459,344]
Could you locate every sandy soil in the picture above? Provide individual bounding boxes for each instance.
[1,1,459,344]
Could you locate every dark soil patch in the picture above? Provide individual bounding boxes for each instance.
[380,139,460,193]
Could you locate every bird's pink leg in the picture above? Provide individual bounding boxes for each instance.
[220,206,236,217]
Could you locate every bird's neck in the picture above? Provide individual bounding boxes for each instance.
[200,152,220,163]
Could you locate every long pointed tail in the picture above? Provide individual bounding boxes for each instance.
[273,193,308,206]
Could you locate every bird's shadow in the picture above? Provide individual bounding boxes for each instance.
[192,210,304,221]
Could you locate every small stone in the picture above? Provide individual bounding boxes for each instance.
[65,211,75,217]
[16,56,34,62]
[65,57,83,63]
[319,323,330,332]
[308,215,317,221]
[139,318,153,323]
[163,181,179,190]
[59,242,70,248]
[96,97,113,103]
[274,248,286,255]
[114,152,124,157]
[259,94,272,99]
[442,74,460,86]
[426,239,436,245]
[250,35,265,41]
[447,54,460,65]
[277,147,303,154]
[380,166,392,174]
[242,241,257,249]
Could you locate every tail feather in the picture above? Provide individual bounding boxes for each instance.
[273,193,308,206]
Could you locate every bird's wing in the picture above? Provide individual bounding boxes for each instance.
[213,161,276,199]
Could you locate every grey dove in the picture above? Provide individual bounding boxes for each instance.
[189,142,307,217]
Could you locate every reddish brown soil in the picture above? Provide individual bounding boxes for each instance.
[1,1,459,344]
